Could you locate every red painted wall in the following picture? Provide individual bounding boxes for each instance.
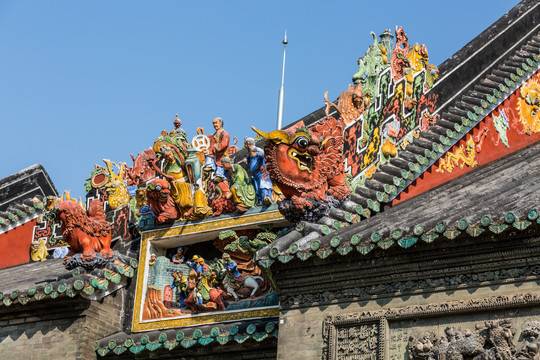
[0,220,38,269]
[393,73,540,205]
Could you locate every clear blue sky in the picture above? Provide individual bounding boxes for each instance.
[0,0,520,199]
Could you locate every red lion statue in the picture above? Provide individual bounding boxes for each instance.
[146,178,180,224]
[52,200,114,263]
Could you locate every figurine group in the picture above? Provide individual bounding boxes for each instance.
[164,247,259,313]
[142,115,276,224]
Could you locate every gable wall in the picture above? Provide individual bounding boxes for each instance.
[0,220,37,269]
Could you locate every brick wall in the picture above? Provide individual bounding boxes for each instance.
[0,289,126,360]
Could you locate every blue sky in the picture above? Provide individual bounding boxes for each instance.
[0,1,520,199]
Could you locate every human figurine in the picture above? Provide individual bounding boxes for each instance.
[187,271,204,306]
[222,253,245,282]
[171,114,188,150]
[171,271,188,307]
[210,179,236,216]
[209,117,230,180]
[243,137,274,206]
[160,146,191,206]
[221,157,257,212]
[160,146,212,219]
[149,253,157,266]
[193,284,204,305]
[187,255,204,275]
[171,247,185,264]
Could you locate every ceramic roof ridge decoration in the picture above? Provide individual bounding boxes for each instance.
[253,29,540,266]
[255,138,540,265]
[95,317,278,357]
[0,197,44,234]
[0,253,137,306]
[250,26,438,224]
[252,117,350,223]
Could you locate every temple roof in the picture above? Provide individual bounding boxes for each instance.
[0,164,58,212]
[256,0,540,265]
[95,317,278,357]
[0,164,58,233]
[0,254,137,307]
[256,132,540,264]
[345,14,540,218]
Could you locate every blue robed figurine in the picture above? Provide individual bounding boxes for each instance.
[222,253,244,282]
[243,137,274,206]
[171,247,185,264]
[187,255,204,275]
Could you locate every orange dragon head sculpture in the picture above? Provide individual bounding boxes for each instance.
[252,117,350,222]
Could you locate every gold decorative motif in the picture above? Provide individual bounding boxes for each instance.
[143,210,285,239]
[436,137,477,173]
[133,307,279,332]
[30,239,48,262]
[518,78,540,134]
[103,159,130,210]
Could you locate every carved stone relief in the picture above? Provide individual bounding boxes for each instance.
[335,323,379,360]
[280,256,540,310]
[322,293,540,360]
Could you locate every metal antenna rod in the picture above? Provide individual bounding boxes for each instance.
[276,30,287,130]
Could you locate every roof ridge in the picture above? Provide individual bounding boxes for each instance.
[256,140,540,265]
[94,318,279,357]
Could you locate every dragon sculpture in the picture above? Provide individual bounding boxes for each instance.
[126,148,157,186]
[102,159,130,210]
[518,78,540,134]
[391,26,410,83]
[252,116,350,222]
[436,137,477,173]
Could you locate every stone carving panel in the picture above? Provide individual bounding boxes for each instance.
[335,323,379,360]
[323,293,540,360]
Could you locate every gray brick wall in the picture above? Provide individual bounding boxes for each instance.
[0,289,125,360]
[147,256,189,304]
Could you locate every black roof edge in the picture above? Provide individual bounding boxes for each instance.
[0,163,59,196]
[433,0,539,107]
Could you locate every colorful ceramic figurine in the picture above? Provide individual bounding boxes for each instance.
[209,117,230,180]
[252,117,350,221]
[187,255,209,275]
[222,253,244,282]
[126,148,156,186]
[30,239,48,262]
[145,178,180,224]
[49,200,114,263]
[171,114,188,150]
[171,247,185,264]
[183,255,227,314]
[155,145,212,220]
[243,137,274,206]
[171,271,188,308]
[221,157,257,213]
[221,253,263,301]
[210,179,237,216]
[103,159,130,210]
[149,253,157,266]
